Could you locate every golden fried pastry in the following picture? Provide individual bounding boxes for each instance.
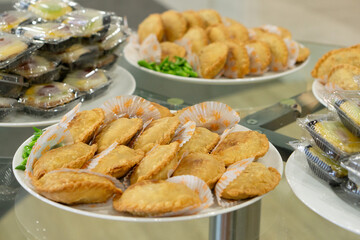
[130,142,180,184]
[311,47,360,80]
[33,143,97,179]
[197,9,222,28]
[212,131,269,166]
[224,17,249,42]
[173,153,225,189]
[178,127,220,155]
[94,118,143,153]
[256,32,288,71]
[33,170,122,205]
[327,64,360,90]
[224,40,250,78]
[151,102,173,118]
[206,24,230,43]
[138,13,164,43]
[182,27,208,55]
[246,40,271,74]
[113,179,201,216]
[161,10,187,42]
[248,27,266,39]
[91,145,145,178]
[296,44,310,63]
[260,25,292,39]
[133,117,180,153]
[67,108,105,143]
[199,42,228,79]
[160,41,186,62]
[182,10,205,28]
[220,162,281,200]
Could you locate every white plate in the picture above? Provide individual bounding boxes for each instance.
[286,150,360,235]
[13,124,283,222]
[312,80,328,107]
[124,44,309,85]
[0,65,136,128]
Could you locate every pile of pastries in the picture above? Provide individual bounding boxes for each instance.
[136,9,310,79]
[0,0,128,118]
[312,44,360,90]
[24,95,281,217]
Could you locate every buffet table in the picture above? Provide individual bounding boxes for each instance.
[1,0,360,240]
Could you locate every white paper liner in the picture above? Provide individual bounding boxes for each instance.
[223,50,238,79]
[139,34,161,63]
[149,175,214,217]
[178,101,240,134]
[174,38,201,77]
[260,25,282,37]
[214,158,254,207]
[58,102,82,129]
[211,126,235,153]
[85,142,118,170]
[245,45,269,75]
[248,28,256,40]
[284,38,299,69]
[100,95,161,123]
[25,124,73,180]
[171,120,196,147]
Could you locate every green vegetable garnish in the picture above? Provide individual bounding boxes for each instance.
[15,127,43,171]
[137,56,198,78]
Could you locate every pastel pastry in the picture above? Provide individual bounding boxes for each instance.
[160,41,186,62]
[182,10,205,29]
[130,142,180,184]
[161,10,187,42]
[223,17,249,42]
[32,142,97,179]
[212,131,269,166]
[133,116,180,153]
[245,40,271,75]
[304,145,347,185]
[33,170,122,204]
[0,34,28,62]
[199,42,228,79]
[173,152,225,189]
[182,26,208,55]
[67,108,105,143]
[296,44,310,63]
[94,117,143,153]
[224,40,250,78]
[137,13,164,44]
[150,102,173,118]
[178,127,220,156]
[63,69,109,92]
[113,179,201,216]
[20,82,76,109]
[326,64,360,90]
[220,162,281,200]
[260,25,292,39]
[197,9,222,28]
[206,24,230,43]
[28,0,72,20]
[311,46,360,80]
[90,145,144,178]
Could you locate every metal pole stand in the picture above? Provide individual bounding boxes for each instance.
[209,200,261,240]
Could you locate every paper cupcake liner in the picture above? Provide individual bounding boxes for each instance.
[171,120,196,147]
[211,126,236,153]
[25,124,73,179]
[214,158,254,207]
[248,29,256,40]
[139,34,161,63]
[58,102,82,129]
[270,59,287,72]
[175,38,201,77]
[100,95,161,123]
[178,101,240,134]
[152,175,214,217]
[223,51,238,79]
[260,25,282,37]
[284,38,299,69]
[85,142,118,170]
[245,46,269,75]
